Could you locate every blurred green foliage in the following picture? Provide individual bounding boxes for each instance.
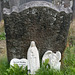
[0,32,6,40]
[5,64,28,75]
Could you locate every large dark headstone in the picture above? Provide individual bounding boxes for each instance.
[3,1,72,62]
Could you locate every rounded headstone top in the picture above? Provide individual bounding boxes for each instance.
[3,1,72,15]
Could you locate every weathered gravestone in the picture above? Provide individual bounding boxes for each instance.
[3,0,73,62]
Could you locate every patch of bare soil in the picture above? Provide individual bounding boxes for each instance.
[0,40,7,57]
[0,20,4,33]
[69,19,75,38]
[0,20,6,57]
[71,19,75,35]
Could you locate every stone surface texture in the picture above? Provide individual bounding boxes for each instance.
[3,1,72,62]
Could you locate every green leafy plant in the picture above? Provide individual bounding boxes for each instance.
[0,32,6,40]
[5,64,28,75]
[35,59,63,75]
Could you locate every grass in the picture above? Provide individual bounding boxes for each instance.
[61,46,75,75]
[0,56,9,75]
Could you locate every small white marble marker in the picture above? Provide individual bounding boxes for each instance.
[10,58,28,68]
[42,50,52,63]
[27,41,40,74]
[42,50,61,70]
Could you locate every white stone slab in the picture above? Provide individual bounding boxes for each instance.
[27,41,40,74]
[42,50,61,70]
[10,58,28,68]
